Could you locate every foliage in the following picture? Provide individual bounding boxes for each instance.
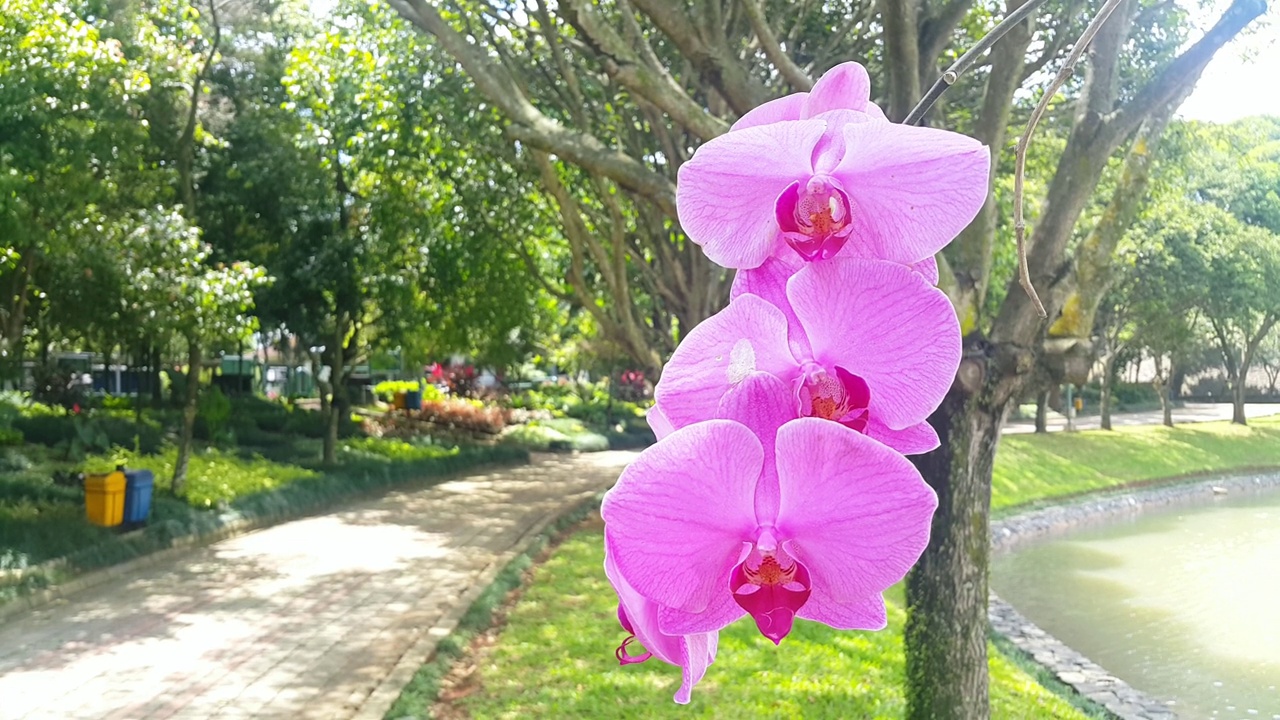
[197,385,232,444]
[508,382,648,428]
[338,436,457,464]
[372,380,444,404]
[84,446,323,509]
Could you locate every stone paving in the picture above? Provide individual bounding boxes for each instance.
[0,451,635,720]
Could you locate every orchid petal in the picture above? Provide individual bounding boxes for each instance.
[716,371,797,525]
[605,548,718,704]
[796,588,889,631]
[730,254,811,359]
[788,258,960,429]
[834,120,990,264]
[602,420,761,614]
[731,93,806,131]
[865,417,941,455]
[647,403,675,441]
[800,61,871,117]
[775,418,937,605]
[912,255,940,285]
[677,120,826,269]
[654,294,798,430]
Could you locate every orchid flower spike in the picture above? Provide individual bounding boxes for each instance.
[602,373,938,702]
[653,257,960,454]
[676,61,990,269]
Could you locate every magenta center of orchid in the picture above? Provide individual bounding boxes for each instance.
[797,365,871,433]
[729,534,812,645]
[775,176,854,261]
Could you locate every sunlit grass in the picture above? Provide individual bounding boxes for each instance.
[442,415,1280,718]
[457,528,1090,719]
[993,415,1280,510]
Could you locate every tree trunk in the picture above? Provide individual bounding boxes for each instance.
[323,324,347,465]
[1231,371,1247,425]
[1034,388,1049,433]
[905,353,1013,720]
[1155,375,1173,428]
[1100,378,1113,431]
[172,340,202,498]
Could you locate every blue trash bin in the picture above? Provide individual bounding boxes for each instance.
[123,469,155,525]
[404,389,423,411]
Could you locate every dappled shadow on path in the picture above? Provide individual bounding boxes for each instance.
[0,450,634,720]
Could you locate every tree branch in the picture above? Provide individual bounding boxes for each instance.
[388,0,677,216]
[1014,0,1126,318]
[740,0,813,91]
[629,0,768,115]
[560,0,729,140]
[1108,0,1267,143]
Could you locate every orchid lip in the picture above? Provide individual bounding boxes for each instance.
[796,365,871,433]
[775,176,854,262]
[729,540,812,645]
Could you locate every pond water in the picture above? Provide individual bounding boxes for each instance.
[991,489,1280,718]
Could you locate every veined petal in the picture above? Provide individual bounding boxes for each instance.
[677,120,826,269]
[602,421,761,614]
[730,254,811,359]
[731,92,806,131]
[774,418,937,605]
[654,294,799,431]
[605,548,718,704]
[796,588,888,631]
[865,417,941,455]
[834,121,989,264]
[800,61,872,117]
[716,371,797,525]
[787,258,960,429]
[912,255,940,286]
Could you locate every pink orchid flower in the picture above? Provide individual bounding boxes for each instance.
[653,257,960,454]
[605,546,718,704]
[676,61,990,269]
[603,372,937,696]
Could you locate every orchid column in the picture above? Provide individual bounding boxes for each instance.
[599,62,990,704]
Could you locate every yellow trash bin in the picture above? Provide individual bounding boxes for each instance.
[85,471,127,527]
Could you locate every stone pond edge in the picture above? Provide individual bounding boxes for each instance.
[988,469,1280,720]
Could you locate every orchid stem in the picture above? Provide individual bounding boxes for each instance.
[905,0,1053,126]
[1014,0,1126,319]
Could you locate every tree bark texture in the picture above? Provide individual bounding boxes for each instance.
[906,348,1015,720]
[1034,388,1049,433]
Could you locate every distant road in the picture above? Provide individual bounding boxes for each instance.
[1002,402,1280,434]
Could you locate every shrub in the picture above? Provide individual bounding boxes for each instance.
[0,427,23,446]
[282,408,363,439]
[198,386,232,443]
[85,446,322,509]
[420,399,505,434]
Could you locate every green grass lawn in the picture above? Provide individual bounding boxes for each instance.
[420,415,1280,719]
[993,414,1280,510]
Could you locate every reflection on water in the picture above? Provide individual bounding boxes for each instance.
[991,489,1280,718]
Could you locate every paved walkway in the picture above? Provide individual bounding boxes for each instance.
[1003,402,1280,434]
[0,451,635,720]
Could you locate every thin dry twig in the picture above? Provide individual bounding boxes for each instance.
[1014,0,1126,319]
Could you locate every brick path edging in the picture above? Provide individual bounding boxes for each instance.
[988,470,1280,720]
